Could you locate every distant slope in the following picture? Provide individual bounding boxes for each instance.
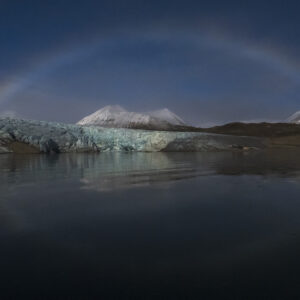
[77,105,187,130]
[198,122,300,148]
[200,122,300,137]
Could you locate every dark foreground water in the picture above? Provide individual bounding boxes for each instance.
[1,150,300,299]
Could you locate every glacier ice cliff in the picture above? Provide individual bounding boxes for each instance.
[0,118,266,154]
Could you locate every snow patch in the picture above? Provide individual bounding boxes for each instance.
[287,111,300,124]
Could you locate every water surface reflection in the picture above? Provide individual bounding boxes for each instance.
[1,150,300,299]
[2,150,300,192]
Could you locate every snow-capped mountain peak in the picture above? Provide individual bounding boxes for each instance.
[77,105,149,127]
[148,108,186,126]
[77,105,186,129]
[287,111,300,124]
[97,105,126,114]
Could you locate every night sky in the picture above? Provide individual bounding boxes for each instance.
[1,0,300,126]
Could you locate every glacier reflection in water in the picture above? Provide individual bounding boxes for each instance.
[2,150,300,192]
[2,150,300,298]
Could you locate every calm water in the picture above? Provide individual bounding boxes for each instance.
[1,150,300,299]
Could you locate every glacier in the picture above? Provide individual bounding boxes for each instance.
[0,117,266,154]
